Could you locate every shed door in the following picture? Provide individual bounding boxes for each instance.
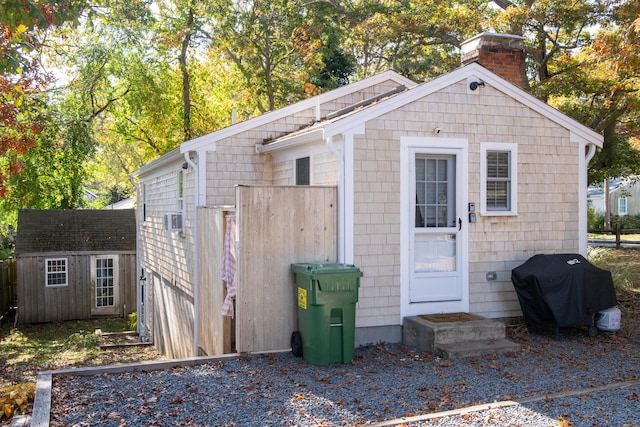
[91,255,120,316]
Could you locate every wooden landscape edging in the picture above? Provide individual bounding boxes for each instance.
[30,350,287,426]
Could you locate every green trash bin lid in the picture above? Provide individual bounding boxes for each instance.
[291,263,362,276]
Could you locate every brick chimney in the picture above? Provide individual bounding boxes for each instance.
[460,33,526,88]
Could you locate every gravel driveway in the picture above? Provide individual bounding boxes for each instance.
[49,321,640,427]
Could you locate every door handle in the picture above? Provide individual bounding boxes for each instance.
[458,218,462,230]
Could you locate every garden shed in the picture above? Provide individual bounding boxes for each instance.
[15,209,137,323]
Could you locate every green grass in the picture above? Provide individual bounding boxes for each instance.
[0,318,159,390]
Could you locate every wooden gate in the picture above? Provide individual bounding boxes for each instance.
[235,186,337,353]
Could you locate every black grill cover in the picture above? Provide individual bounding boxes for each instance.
[511,254,617,330]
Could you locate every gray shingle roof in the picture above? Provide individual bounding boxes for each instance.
[15,209,136,255]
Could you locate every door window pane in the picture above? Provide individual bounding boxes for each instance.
[414,234,456,272]
[96,258,115,307]
[415,155,455,227]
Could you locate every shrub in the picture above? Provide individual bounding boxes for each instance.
[127,312,137,331]
[588,207,605,230]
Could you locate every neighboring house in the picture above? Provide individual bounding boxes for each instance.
[15,209,137,323]
[609,178,640,217]
[104,197,135,210]
[134,33,603,359]
[587,187,605,214]
[587,178,636,217]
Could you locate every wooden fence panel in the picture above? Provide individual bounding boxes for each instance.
[0,258,16,318]
[197,207,231,356]
[236,186,337,353]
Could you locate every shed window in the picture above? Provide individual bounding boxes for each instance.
[480,142,518,216]
[619,197,628,216]
[46,258,68,287]
[295,156,310,185]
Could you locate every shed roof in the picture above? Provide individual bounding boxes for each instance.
[15,209,136,255]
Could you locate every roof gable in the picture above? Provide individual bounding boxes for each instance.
[325,63,603,147]
[16,209,136,255]
[261,63,603,151]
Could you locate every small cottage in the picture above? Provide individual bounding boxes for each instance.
[134,33,603,359]
[15,209,137,323]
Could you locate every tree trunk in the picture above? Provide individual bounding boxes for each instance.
[179,6,195,141]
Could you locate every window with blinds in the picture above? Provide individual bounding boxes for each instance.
[486,151,510,210]
[480,142,518,216]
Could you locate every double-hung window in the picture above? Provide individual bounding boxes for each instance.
[619,197,628,216]
[480,142,518,216]
[46,258,68,287]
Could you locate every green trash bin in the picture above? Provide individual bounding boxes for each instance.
[291,263,362,366]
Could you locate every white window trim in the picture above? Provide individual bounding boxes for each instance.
[480,142,518,216]
[45,258,68,287]
[619,197,628,216]
[294,154,313,185]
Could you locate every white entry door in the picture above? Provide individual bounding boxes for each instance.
[402,138,468,316]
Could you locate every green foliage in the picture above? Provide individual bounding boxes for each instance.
[87,184,132,209]
[64,331,100,349]
[0,224,15,260]
[0,0,638,230]
[588,207,605,230]
[127,312,137,331]
[611,214,640,230]
[343,0,491,81]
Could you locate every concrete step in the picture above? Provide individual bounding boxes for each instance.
[429,319,506,345]
[403,313,521,358]
[435,338,521,359]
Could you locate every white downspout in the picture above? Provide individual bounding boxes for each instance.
[326,136,345,264]
[585,143,597,163]
[580,142,598,256]
[133,179,143,339]
[184,152,200,357]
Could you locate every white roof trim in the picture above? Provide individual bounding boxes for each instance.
[180,70,416,153]
[257,127,324,153]
[321,63,603,148]
[131,148,182,178]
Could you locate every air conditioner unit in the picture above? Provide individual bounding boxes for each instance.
[164,213,183,232]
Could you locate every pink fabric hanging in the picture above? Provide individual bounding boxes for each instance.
[221,216,236,317]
